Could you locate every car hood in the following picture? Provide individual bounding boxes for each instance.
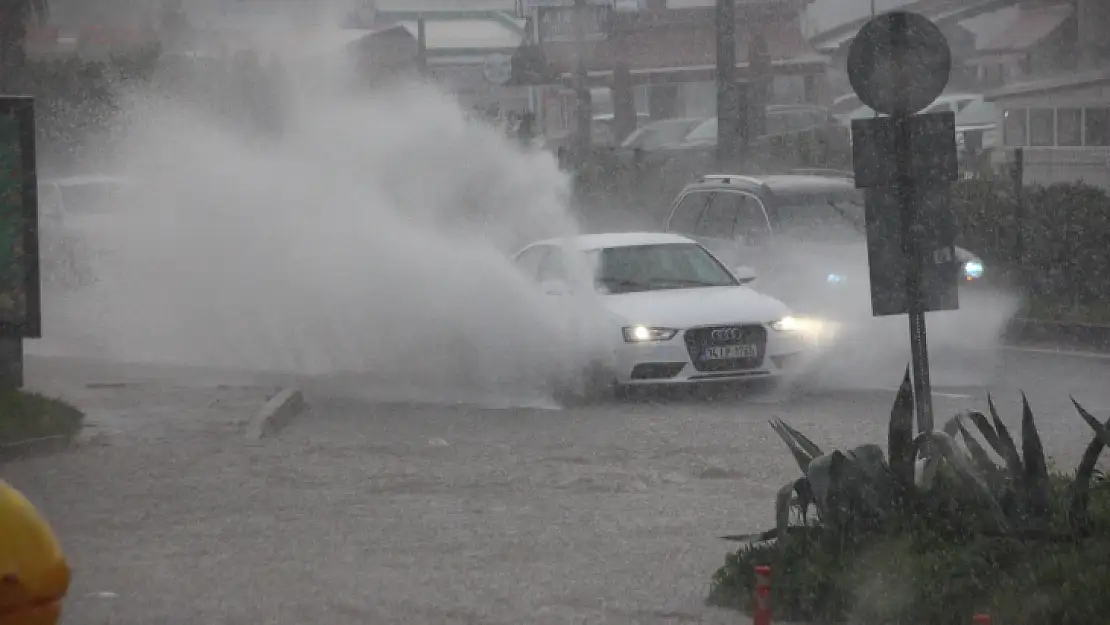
[600,286,790,328]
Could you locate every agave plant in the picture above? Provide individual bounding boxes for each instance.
[762,367,1006,547]
[752,367,1110,546]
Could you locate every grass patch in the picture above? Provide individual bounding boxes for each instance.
[0,390,84,445]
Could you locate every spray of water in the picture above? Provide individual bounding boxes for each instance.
[31,33,607,406]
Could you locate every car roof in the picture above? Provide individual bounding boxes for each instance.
[681,173,858,196]
[524,231,696,252]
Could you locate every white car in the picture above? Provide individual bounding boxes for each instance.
[511,232,814,394]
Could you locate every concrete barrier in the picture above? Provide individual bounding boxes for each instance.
[245,388,305,443]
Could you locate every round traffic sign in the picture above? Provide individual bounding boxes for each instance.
[482,53,513,86]
[847,11,952,116]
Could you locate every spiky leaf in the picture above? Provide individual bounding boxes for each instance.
[1069,398,1110,531]
[1020,392,1050,517]
[888,366,915,487]
[806,451,847,525]
[913,430,1009,530]
[774,478,812,546]
[941,413,962,438]
[987,395,1024,480]
[777,419,823,460]
[957,421,1000,481]
[1072,397,1110,448]
[770,419,816,474]
[963,410,1006,461]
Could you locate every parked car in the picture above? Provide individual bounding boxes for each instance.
[636,105,852,191]
[660,173,1005,386]
[615,117,706,156]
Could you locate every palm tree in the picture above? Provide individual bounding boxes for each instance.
[0,0,48,84]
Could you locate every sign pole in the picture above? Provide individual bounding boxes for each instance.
[715,0,738,168]
[848,11,957,438]
[889,12,934,433]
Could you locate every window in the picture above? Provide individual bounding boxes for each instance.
[667,191,712,236]
[763,111,789,136]
[684,118,717,143]
[1057,108,1083,146]
[592,243,738,294]
[1029,108,1055,146]
[1003,108,1028,146]
[1085,108,1110,146]
[513,245,551,281]
[774,194,865,243]
[536,247,567,283]
[702,192,771,242]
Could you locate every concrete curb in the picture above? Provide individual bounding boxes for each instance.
[1003,317,1110,352]
[245,388,305,444]
[0,433,75,463]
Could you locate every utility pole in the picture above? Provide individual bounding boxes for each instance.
[716,0,739,168]
[573,0,592,159]
[416,16,428,75]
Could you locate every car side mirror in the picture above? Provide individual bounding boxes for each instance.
[733,266,757,285]
[539,280,569,296]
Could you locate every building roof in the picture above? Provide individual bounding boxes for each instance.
[970,2,1072,54]
[985,66,1110,102]
[541,14,819,76]
[809,0,1015,53]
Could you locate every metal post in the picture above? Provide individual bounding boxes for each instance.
[890,12,933,434]
[1012,147,1025,277]
[416,16,427,75]
[716,0,738,168]
[573,0,592,158]
[0,338,22,389]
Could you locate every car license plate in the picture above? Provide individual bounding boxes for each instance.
[702,344,757,360]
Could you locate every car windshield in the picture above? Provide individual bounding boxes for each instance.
[589,243,738,294]
[774,194,866,243]
[683,118,717,143]
[620,120,701,150]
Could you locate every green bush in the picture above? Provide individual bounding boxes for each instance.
[952,178,1110,318]
[708,370,1110,624]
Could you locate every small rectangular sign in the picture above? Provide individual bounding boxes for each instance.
[864,183,960,317]
[851,112,958,189]
[0,97,41,338]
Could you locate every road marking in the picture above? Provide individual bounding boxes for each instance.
[1001,345,1110,360]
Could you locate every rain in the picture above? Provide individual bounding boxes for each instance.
[0,0,1109,623]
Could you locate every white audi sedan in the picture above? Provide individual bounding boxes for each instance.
[511,232,814,394]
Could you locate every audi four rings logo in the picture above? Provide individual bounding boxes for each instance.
[711,328,744,341]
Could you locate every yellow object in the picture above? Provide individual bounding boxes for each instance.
[0,480,70,625]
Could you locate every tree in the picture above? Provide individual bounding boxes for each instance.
[0,0,48,84]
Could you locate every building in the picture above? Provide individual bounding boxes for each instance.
[983,0,1110,188]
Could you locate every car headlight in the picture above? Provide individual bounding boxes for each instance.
[622,325,678,342]
[963,260,984,281]
[769,316,805,332]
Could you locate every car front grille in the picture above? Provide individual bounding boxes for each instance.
[683,325,768,372]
